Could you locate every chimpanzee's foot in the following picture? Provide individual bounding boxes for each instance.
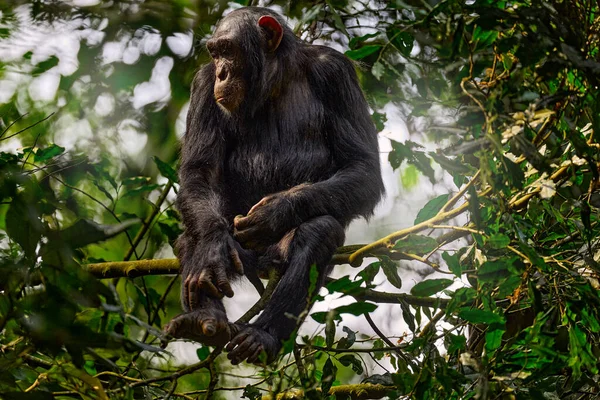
[165,309,235,347]
[225,326,281,365]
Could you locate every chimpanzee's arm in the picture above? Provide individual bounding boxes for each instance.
[295,50,384,222]
[176,67,244,305]
[177,66,230,239]
[234,50,384,244]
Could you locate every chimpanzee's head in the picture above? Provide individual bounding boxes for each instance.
[206,8,290,112]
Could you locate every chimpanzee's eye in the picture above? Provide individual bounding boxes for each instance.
[220,41,232,57]
[206,41,218,59]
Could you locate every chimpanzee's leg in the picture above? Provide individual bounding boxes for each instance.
[165,234,256,347]
[226,216,344,364]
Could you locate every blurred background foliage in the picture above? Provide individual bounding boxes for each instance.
[1,0,600,399]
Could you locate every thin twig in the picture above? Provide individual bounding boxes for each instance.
[348,187,493,265]
[237,269,281,324]
[1,112,54,141]
[124,181,173,261]
[0,112,27,139]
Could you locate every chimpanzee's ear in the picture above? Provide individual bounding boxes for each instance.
[258,15,283,52]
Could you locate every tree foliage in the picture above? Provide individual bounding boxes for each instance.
[1,0,600,399]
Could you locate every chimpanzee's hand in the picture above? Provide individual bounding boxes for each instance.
[182,233,244,308]
[234,192,301,249]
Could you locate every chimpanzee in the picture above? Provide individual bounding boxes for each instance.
[165,7,384,365]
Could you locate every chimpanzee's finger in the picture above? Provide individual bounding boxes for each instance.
[164,315,182,337]
[228,237,244,275]
[188,281,200,309]
[228,337,255,361]
[184,275,195,309]
[198,269,222,299]
[225,330,249,352]
[215,267,234,298]
[235,214,257,229]
[230,247,244,275]
[234,215,246,229]
[246,343,264,364]
[248,196,270,215]
[233,225,261,245]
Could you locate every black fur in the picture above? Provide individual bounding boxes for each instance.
[166,7,384,364]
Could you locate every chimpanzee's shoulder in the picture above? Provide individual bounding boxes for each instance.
[301,44,355,77]
[299,43,362,103]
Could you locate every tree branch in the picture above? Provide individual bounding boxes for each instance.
[261,383,392,399]
[354,288,449,308]
[87,258,180,278]
[85,260,446,309]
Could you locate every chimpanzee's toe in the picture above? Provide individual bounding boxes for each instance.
[165,309,232,347]
[225,326,280,365]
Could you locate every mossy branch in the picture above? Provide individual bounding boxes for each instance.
[261,383,392,399]
[87,258,180,278]
[85,258,447,309]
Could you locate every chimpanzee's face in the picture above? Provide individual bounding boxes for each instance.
[207,21,246,112]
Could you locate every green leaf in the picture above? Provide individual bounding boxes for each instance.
[311,312,328,324]
[321,357,337,395]
[6,199,42,259]
[412,151,436,183]
[123,183,160,198]
[429,152,472,175]
[358,262,380,285]
[393,234,437,254]
[337,326,356,349]
[379,257,402,289]
[372,61,385,80]
[401,164,419,189]
[325,275,362,295]
[487,233,510,249]
[472,26,498,51]
[345,45,381,60]
[459,309,505,325]
[334,302,377,316]
[152,156,178,183]
[339,354,364,374]
[386,28,413,56]
[92,180,114,202]
[242,384,262,400]
[410,278,453,297]
[313,302,378,323]
[54,219,139,249]
[445,333,467,354]
[485,325,505,353]
[388,140,416,170]
[400,300,416,333]
[299,4,322,26]
[442,252,462,277]
[196,346,210,361]
[478,258,516,282]
[325,312,336,349]
[371,111,387,132]
[32,55,59,76]
[34,144,65,162]
[326,2,349,37]
[349,32,379,49]
[123,176,151,186]
[414,194,449,225]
